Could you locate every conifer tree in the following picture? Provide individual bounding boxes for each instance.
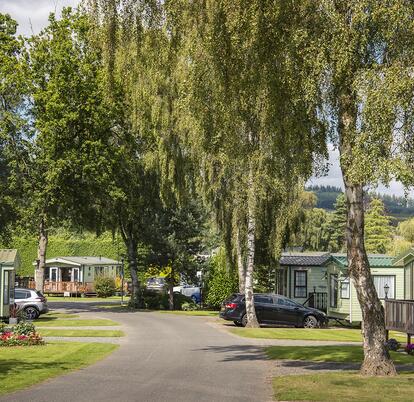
[329,194,347,252]
[365,199,392,254]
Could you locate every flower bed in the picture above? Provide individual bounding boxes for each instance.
[0,322,44,347]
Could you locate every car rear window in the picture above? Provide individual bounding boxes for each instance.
[254,295,273,304]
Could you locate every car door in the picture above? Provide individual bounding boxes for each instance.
[253,295,275,323]
[275,297,303,326]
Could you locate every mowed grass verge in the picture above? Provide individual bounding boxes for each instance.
[47,296,130,303]
[38,329,124,337]
[230,327,406,342]
[265,345,414,364]
[36,318,120,327]
[159,310,218,317]
[0,342,118,396]
[273,372,414,402]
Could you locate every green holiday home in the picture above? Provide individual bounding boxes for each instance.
[0,249,20,319]
[37,256,121,296]
[277,251,410,323]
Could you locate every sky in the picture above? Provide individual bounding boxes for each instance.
[2,0,412,198]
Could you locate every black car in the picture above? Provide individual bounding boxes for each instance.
[219,293,328,328]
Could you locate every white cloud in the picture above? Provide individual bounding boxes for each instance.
[1,0,80,36]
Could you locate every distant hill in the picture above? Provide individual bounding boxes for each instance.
[307,185,414,223]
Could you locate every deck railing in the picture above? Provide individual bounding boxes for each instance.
[43,281,95,294]
[385,299,414,335]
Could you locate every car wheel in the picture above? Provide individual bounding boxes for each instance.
[241,314,248,327]
[303,315,318,329]
[24,306,39,320]
[233,321,243,327]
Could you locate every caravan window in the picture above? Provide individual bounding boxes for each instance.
[294,271,307,298]
[373,275,395,299]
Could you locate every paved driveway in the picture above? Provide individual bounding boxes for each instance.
[2,304,273,402]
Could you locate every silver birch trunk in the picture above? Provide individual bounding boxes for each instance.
[339,92,396,376]
[35,218,48,292]
[127,237,142,308]
[236,229,246,293]
[344,182,396,375]
[244,166,259,328]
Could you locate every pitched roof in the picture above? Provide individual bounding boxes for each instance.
[393,248,414,266]
[42,256,121,266]
[331,253,398,268]
[0,249,20,267]
[280,252,331,266]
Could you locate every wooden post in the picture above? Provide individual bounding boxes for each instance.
[385,329,389,342]
[408,333,411,346]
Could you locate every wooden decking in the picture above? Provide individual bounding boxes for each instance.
[43,281,95,295]
[385,300,414,340]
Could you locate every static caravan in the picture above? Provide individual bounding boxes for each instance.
[326,254,405,323]
[394,249,414,300]
[0,249,20,319]
[37,256,122,295]
[277,252,331,311]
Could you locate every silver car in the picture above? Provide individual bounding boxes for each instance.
[14,288,49,319]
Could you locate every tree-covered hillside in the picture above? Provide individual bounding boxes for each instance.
[307,185,414,221]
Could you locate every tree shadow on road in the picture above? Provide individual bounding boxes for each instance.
[195,344,269,362]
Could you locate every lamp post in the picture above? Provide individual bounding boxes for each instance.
[384,283,390,300]
[121,258,124,306]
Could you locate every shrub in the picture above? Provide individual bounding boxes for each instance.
[141,289,195,310]
[0,331,44,346]
[14,321,36,336]
[385,338,400,352]
[204,249,238,309]
[94,276,116,298]
[181,302,199,311]
[405,343,414,355]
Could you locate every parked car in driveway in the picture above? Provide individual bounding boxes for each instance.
[173,284,201,304]
[14,288,49,319]
[220,293,328,328]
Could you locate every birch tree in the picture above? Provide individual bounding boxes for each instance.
[184,1,327,327]
[309,1,414,375]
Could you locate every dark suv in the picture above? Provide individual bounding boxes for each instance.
[220,293,328,328]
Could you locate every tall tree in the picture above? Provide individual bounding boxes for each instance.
[365,199,392,254]
[28,8,111,290]
[310,1,414,375]
[329,193,347,252]
[0,14,29,244]
[185,1,327,327]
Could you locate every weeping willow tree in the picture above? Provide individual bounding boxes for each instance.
[181,1,327,327]
[84,0,192,306]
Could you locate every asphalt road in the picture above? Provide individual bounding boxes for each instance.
[2,305,272,402]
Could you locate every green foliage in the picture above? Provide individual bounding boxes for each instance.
[329,194,347,252]
[0,14,29,244]
[13,321,36,336]
[94,276,116,298]
[386,238,412,256]
[141,289,195,310]
[205,250,238,309]
[397,218,414,243]
[365,199,392,254]
[8,231,125,277]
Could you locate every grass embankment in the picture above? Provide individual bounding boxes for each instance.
[0,342,118,396]
[265,345,414,364]
[273,372,414,402]
[36,318,119,327]
[230,327,406,342]
[38,329,124,337]
[159,310,218,317]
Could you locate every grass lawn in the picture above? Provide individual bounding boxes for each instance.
[0,342,118,396]
[159,310,218,317]
[47,296,130,302]
[230,327,406,342]
[265,345,414,364]
[35,318,120,327]
[38,329,124,337]
[273,372,414,401]
[41,312,79,319]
